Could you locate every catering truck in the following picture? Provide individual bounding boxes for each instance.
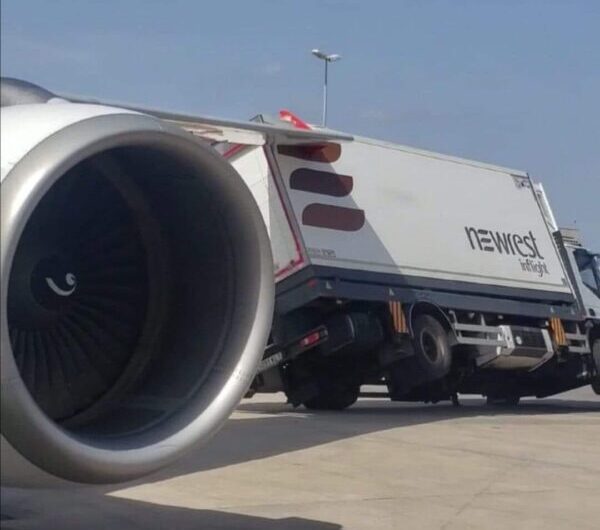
[176,111,600,409]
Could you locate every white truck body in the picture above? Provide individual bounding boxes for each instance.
[228,137,572,302]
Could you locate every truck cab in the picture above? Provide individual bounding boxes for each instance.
[574,248,600,394]
[571,247,600,317]
[552,227,600,323]
[557,235,600,394]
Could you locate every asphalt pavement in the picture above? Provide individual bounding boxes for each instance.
[2,387,599,530]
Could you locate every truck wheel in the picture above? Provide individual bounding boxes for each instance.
[412,314,452,381]
[486,395,521,407]
[303,380,360,411]
[591,339,600,395]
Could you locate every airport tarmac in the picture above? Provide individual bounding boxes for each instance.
[2,387,599,530]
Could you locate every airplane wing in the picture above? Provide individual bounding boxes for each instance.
[60,92,354,146]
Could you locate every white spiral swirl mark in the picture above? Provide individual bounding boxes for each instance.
[45,273,77,297]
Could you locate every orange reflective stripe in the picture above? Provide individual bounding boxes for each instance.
[388,301,408,334]
[388,301,397,330]
[550,317,567,346]
[399,305,407,333]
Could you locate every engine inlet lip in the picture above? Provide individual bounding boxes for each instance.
[1,112,274,484]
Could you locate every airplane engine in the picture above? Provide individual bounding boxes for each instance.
[0,79,274,486]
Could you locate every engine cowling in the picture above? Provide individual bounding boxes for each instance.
[0,80,274,486]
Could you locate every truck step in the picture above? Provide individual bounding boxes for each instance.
[564,331,590,354]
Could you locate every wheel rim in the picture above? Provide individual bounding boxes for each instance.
[421,330,440,363]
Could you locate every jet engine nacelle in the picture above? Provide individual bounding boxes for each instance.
[0,79,274,486]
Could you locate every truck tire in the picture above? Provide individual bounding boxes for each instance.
[591,339,600,396]
[411,314,452,381]
[300,359,361,411]
[303,381,360,411]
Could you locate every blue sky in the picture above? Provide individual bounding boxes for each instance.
[2,0,598,248]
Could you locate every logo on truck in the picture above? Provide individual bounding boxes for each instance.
[464,227,549,277]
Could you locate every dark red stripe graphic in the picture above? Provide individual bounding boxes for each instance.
[290,168,353,197]
[302,204,365,231]
[278,143,342,163]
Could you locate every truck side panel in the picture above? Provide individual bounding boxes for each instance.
[273,139,572,298]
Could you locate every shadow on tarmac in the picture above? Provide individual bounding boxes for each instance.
[1,394,597,529]
[0,490,341,530]
[150,393,600,479]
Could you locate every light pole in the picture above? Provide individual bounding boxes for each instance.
[311,49,341,127]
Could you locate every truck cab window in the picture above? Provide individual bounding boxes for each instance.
[593,255,600,293]
[577,252,600,296]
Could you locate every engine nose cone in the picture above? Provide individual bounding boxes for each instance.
[9,251,79,330]
[32,256,78,308]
